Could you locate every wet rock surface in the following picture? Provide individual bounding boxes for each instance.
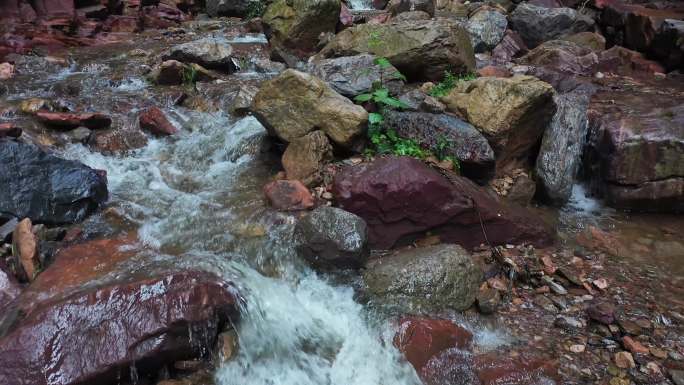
[585,78,684,212]
[263,180,314,211]
[0,236,240,385]
[363,244,482,312]
[281,130,333,187]
[308,54,404,98]
[510,3,595,48]
[294,206,369,269]
[0,140,108,224]
[382,111,495,181]
[333,156,553,249]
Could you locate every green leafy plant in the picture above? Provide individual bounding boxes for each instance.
[428,70,477,98]
[181,65,198,87]
[246,0,266,19]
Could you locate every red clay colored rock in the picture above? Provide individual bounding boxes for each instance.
[263,180,314,211]
[393,317,473,372]
[477,65,511,78]
[36,111,112,130]
[597,46,665,77]
[0,123,22,138]
[473,352,559,385]
[0,235,240,385]
[587,301,616,325]
[332,156,553,250]
[89,128,148,153]
[492,30,529,65]
[139,106,179,136]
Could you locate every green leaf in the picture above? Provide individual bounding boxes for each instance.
[378,96,409,109]
[373,88,390,99]
[392,71,407,81]
[354,93,373,103]
[374,57,392,69]
[368,112,384,125]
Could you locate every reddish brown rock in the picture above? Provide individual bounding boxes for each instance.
[477,65,511,78]
[0,236,240,385]
[473,352,559,385]
[492,30,528,65]
[587,301,616,325]
[622,336,649,355]
[139,107,179,136]
[597,46,665,77]
[12,218,39,282]
[89,128,148,154]
[263,180,314,211]
[332,156,553,250]
[585,78,683,212]
[0,123,22,138]
[393,317,473,372]
[35,111,112,130]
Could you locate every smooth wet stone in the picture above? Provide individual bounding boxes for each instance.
[35,111,112,130]
[363,244,482,312]
[333,156,553,249]
[473,352,559,385]
[0,139,108,225]
[0,236,241,385]
[294,206,369,269]
[139,106,179,136]
[393,317,473,372]
[263,180,314,211]
[163,38,237,72]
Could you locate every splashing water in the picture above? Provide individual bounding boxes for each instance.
[347,0,374,10]
[65,108,422,385]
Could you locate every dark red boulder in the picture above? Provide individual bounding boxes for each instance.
[332,156,553,250]
[585,78,684,212]
[0,236,241,385]
[473,352,559,385]
[139,106,179,136]
[393,317,473,373]
[36,111,112,130]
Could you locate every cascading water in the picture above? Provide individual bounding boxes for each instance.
[65,108,423,385]
[347,0,374,11]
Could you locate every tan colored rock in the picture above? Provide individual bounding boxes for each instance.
[282,131,333,187]
[12,218,39,282]
[0,63,14,80]
[315,19,475,82]
[251,69,368,148]
[216,329,238,362]
[442,75,555,172]
[614,351,635,369]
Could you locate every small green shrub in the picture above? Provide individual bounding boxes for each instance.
[246,0,266,19]
[428,71,477,98]
[181,65,198,87]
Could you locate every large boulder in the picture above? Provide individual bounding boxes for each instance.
[362,244,482,312]
[308,54,404,98]
[0,139,108,225]
[163,38,237,72]
[282,130,333,187]
[315,19,475,82]
[0,236,240,385]
[294,206,369,269]
[382,111,495,181]
[584,79,684,212]
[333,156,553,249]
[465,8,508,53]
[536,89,594,204]
[441,75,556,172]
[251,69,368,148]
[509,3,595,48]
[206,0,250,17]
[262,0,341,55]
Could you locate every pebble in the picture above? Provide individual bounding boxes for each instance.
[614,351,636,369]
[554,315,584,330]
[670,351,684,361]
[541,276,567,295]
[570,344,586,353]
[622,336,649,355]
[649,347,668,359]
[593,278,608,290]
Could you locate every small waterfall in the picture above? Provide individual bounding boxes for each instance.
[347,0,374,10]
